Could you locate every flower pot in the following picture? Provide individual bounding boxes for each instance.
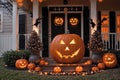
[29,54,40,63]
[90,53,102,64]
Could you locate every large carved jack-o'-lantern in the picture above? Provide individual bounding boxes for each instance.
[50,34,85,64]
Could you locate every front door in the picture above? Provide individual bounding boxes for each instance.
[42,6,90,57]
[50,12,82,40]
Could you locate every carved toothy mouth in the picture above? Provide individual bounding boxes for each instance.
[105,60,116,64]
[19,64,27,68]
[56,48,81,59]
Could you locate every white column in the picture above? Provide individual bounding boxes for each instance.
[33,0,39,34]
[90,0,97,57]
[12,1,19,50]
[90,0,97,34]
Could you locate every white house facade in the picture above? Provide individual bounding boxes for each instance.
[0,0,120,57]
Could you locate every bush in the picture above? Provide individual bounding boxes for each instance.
[2,50,31,67]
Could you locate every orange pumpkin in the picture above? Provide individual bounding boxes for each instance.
[50,34,85,64]
[34,66,41,72]
[92,66,99,72]
[27,63,36,70]
[15,59,28,69]
[97,62,105,69]
[103,53,117,68]
[44,61,49,66]
[39,59,45,66]
[84,59,92,65]
[53,66,62,73]
[75,66,83,73]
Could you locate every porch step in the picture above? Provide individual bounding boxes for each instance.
[41,57,94,72]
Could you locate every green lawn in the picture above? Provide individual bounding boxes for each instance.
[0,58,120,80]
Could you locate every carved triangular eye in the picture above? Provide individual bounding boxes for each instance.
[70,39,76,44]
[60,40,65,44]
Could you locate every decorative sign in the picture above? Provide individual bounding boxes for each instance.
[54,17,64,26]
[69,17,79,26]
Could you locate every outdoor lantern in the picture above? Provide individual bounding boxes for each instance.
[16,0,23,7]
[31,0,33,2]
[30,0,45,3]
[98,0,103,3]
[69,17,79,26]
[16,0,23,3]
[54,17,64,26]
[50,34,85,64]
[39,0,43,3]
[18,2,23,7]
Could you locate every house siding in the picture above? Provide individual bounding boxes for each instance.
[0,8,32,56]
[0,8,12,34]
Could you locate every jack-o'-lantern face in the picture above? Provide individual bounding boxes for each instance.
[54,17,64,26]
[103,53,117,68]
[15,59,28,69]
[50,34,85,64]
[69,17,79,26]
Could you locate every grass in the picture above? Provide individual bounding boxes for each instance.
[0,58,120,80]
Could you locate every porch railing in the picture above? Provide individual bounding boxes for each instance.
[0,33,120,57]
[20,33,120,51]
[102,33,120,51]
[0,34,13,56]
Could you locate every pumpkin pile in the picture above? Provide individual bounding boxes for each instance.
[15,58,49,72]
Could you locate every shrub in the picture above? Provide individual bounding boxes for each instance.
[2,50,31,67]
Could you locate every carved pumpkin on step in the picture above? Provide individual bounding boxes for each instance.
[15,59,28,69]
[50,34,85,63]
[103,53,117,68]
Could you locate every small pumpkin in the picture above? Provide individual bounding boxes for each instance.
[44,61,49,66]
[39,59,45,66]
[103,53,117,68]
[75,66,83,73]
[34,66,41,72]
[92,66,99,72]
[15,59,28,69]
[53,66,62,73]
[84,59,92,65]
[97,62,105,69]
[50,34,85,64]
[27,63,36,70]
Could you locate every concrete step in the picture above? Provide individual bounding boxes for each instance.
[41,57,94,72]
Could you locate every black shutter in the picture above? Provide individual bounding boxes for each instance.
[109,11,116,49]
[42,7,49,57]
[109,11,116,33]
[83,6,89,57]
[19,14,26,50]
[97,11,101,32]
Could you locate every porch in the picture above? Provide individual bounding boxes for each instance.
[0,33,120,57]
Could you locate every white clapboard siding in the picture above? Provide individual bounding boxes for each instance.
[0,34,13,57]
